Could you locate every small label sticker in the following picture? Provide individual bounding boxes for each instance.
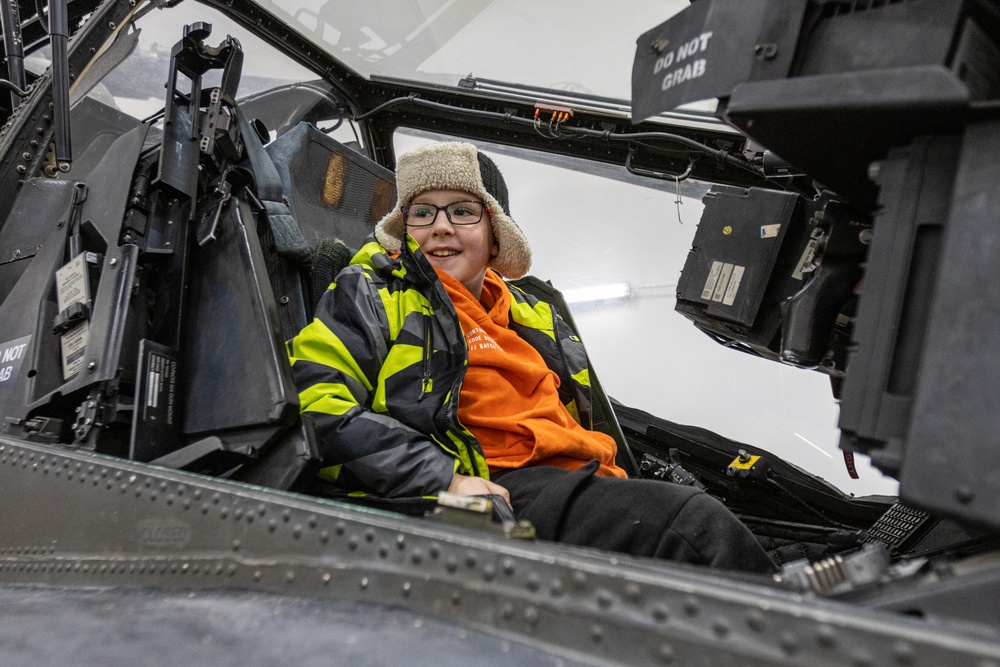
[792,238,820,280]
[55,253,89,311]
[722,265,745,306]
[143,351,178,426]
[712,263,734,302]
[761,224,781,239]
[61,321,89,379]
[701,260,723,300]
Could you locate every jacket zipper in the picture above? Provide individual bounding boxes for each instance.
[418,310,432,401]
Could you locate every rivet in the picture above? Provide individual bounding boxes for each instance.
[892,641,914,665]
[597,591,613,610]
[451,591,461,605]
[254,570,262,581]
[283,510,292,523]
[652,605,669,622]
[292,525,302,539]
[335,522,346,536]
[465,552,477,568]
[657,643,676,664]
[307,515,317,529]
[550,579,563,596]
[445,557,457,573]
[232,539,241,552]
[501,558,515,575]
[360,577,369,590]
[625,582,642,601]
[364,529,374,542]
[482,564,496,581]
[378,545,388,559]
[590,625,603,642]
[780,631,800,655]
[956,487,974,504]
[268,519,278,532]
[410,550,422,564]
[322,573,331,585]
[747,610,766,632]
[286,570,295,583]
[233,507,243,519]
[526,574,540,591]
[523,607,539,625]
[320,530,329,544]
[348,536,359,550]
[683,596,699,617]
[712,617,730,638]
[572,571,588,589]
[817,625,836,648]
[402,582,411,596]
[852,652,874,667]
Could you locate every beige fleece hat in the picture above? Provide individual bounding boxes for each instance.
[374,142,532,279]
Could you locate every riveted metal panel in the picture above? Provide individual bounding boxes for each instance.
[1,437,999,666]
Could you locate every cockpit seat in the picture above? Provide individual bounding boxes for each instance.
[260,122,396,339]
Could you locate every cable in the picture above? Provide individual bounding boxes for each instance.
[352,94,764,180]
[0,79,28,96]
[352,94,416,121]
[318,116,344,134]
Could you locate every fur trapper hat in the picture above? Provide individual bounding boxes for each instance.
[375,142,532,278]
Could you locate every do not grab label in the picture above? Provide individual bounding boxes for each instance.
[0,335,31,387]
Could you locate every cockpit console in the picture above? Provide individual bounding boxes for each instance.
[633,0,1000,530]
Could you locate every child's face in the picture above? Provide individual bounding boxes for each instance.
[405,189,498,298]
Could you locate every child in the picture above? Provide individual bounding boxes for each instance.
[288,142,774,572]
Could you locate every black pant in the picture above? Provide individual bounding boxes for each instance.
[495,462,775,574]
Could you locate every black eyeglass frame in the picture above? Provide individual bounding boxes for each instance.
[401,200,490,227]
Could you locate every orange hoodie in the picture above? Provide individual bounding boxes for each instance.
[437,268,626,478]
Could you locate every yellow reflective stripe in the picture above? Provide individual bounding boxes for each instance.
[378,287,433,340]
[373,343,425,412]
[300,383,357,415]
[290,319,372,392]
[571,367,591,388]
[509,298,555,341]
[352,241,388,267]
[431,431,468,462]
[319,464,342,482]
[565,399,581,425]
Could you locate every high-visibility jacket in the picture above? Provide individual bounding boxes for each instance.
[287,235,599,498]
